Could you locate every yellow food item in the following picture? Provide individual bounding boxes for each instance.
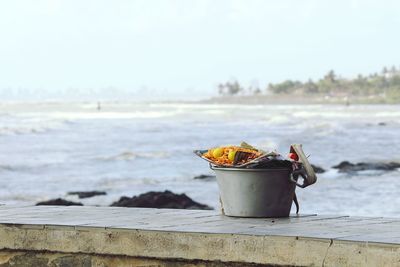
[212,147,224,158]
[228,150,236,161]
[203,146,262,166]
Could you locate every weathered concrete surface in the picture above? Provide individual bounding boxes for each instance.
[0,206,400,266]
[0,251,260,267]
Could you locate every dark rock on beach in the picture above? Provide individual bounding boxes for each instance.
[311,164,326,173]
[193,174,216,180]
[332,161,400,173]
[111,190,212,210]
[36,198,83,206]
[67,191,107,199]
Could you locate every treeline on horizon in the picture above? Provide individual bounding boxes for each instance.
[217,66,400,101]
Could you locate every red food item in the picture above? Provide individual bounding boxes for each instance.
[288,152,299,161]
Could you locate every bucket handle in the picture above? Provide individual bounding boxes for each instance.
[290,168,309,188]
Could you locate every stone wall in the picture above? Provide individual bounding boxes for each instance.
[0,251,270,267]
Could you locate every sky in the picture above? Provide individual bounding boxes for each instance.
[1,0,400,100]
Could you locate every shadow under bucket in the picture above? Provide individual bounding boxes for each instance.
[212,166,296,217]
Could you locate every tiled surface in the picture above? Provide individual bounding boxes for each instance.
[0,205,399,244]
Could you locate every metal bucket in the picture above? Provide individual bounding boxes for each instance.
[211,166,296,218]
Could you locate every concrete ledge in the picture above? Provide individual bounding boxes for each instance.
[1,206,400,266]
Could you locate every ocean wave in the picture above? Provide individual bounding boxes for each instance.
[97,177,161,189]
[0,126,49,135]
[0,165,15,171]
[0,113,11,118]
[319,169,342,179]
[96,151,170,161]
[0,163,52,173]
[46,111,181,120]
[0,117,70,136]
[294,121,345,137]
[0,193,40,202]
[263,114,292,125]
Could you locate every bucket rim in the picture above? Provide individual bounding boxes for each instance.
[210,165,290,172]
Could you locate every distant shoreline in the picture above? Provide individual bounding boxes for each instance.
[196,94,400,105]
[1,95,399,105]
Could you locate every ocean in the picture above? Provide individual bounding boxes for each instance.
[1,101,400,217]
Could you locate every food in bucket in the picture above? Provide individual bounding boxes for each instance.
[194,141,287,168]
[203,146,263,166]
